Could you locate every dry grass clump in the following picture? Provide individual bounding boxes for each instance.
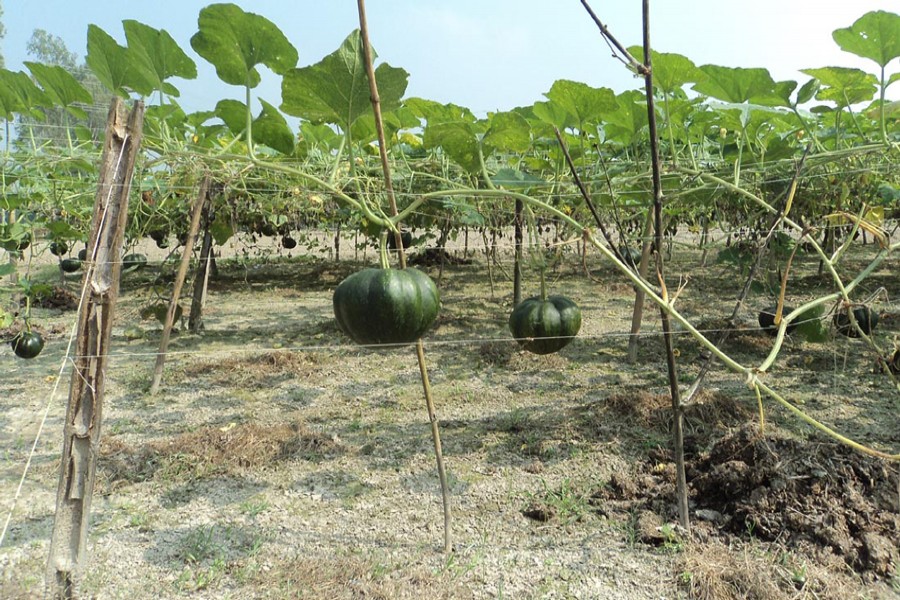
[677,540,869,600]
[182,350,322,385]
[247,554,474,599]
[101,421,341,485]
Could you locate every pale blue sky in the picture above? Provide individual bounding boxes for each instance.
[3,1,899,115]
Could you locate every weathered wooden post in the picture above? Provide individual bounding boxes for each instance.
[149,175,210,394]
[46,97,144,599]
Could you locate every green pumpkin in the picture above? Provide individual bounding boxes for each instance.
[60,258,83,273]
[333,268,440,346]
[11,331,44,359]
[833,305,878,338]
[509,295,582,355]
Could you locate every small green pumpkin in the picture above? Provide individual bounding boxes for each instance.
[509,295,582,355]
[833,305,878,338]
[333,267,440,346]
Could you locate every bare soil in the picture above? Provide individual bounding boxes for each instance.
[0,235,898,599]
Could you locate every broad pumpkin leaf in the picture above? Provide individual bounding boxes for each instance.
[123,20,197,98]
[532,100,572,130]
[0,69,49,119]
[252,99,294,155]
[832,10,900,68]
[604,89,648,146]
[693,65,779,104]
[801,67,877,107]
[404,97,476,126]
[215,99,294,154]
[482,111,531,155]
[544,80,618,128]
[423,121,481,174]
[86,24,156,97]
[190,3,298,88]
[24,62,92,119]
[282,30,407,130]
[628,46,700,95]
[491,168,546,191]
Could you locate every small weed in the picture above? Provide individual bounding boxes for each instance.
[239,496,270,518]
[494,408,530,433]
[176,526,221,565]
[524,478,589,524]
[659,523,685,554]
[176,556,226,592]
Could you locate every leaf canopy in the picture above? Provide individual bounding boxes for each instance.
[190,3,298,88]
[281,30,407,131]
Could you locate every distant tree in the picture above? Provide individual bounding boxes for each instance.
[26,29,78,70]
[17,29,111,149]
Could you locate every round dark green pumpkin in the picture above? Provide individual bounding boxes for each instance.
[333,268,440,346]
[11,331,44,359]
[509,295,582,355]
[123,253,148,271]
[833,305,878,338]
[60,258,82,273]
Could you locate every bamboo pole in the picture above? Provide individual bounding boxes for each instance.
[46,97,144,599]
[149,175,210,395]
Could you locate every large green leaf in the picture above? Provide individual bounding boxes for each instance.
[832,10,900,68]
[190,3,297,88]
[604,89,648,145]
[544,80,618,128]
[86,24,156,97]
[215,99,294,155]
[628,46,700,95]
[693,65,779,104]
[281,29,407,130]
[801,67,877,107]
[123,20,197,99]
[404,97,476,126]
[483,111,531,155]
[0,69,49,119]
[423,121,480,174]
[25,62,92,119]
[532,100,572,130]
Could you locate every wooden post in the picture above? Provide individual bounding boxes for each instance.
[149,176,210,395]
[46,97,144,598]
[188,207,213,333]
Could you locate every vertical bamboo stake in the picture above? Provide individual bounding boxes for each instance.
[639,0,690,532]
[356,0,452,553]
[46,97,144,599]
[188,208,214,333]
[149,175,210,395]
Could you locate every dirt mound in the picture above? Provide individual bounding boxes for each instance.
[595,423,899,578]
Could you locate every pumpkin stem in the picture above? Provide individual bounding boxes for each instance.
[378,230,390,270]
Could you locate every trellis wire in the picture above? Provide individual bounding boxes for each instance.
[0,135,131,549]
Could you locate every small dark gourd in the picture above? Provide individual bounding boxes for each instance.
[11,331,44,359]
[509,295,582,355]
[60,258,82,273]
[123,253,148,271]
[833,305,878,338]
[758,306,797,336]
[50,241,68,256]
[333,267,440,346]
